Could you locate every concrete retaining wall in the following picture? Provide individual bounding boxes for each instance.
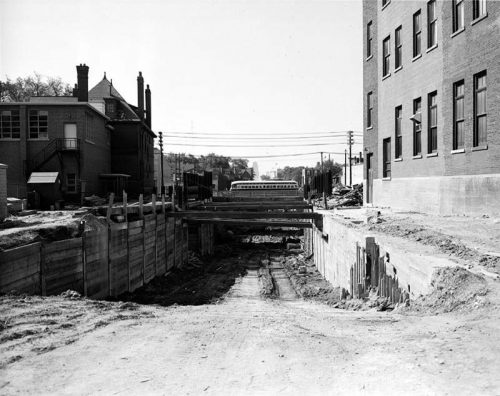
[370,173,500,216]
[305,212,459,299]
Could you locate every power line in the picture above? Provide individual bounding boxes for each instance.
[163,130,363,137]
[230,151,348,159]
[164,134,363,141]
[164,142,362,148]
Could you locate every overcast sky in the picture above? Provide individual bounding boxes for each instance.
[0,0,363,174]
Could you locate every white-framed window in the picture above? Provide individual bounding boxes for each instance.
[29,110,48,139]
[0,110,20,139]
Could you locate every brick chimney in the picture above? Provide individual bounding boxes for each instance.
[76,64,89,102]
[145,84,151,128]
[137,72,144,120]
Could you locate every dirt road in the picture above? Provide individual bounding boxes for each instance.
[2,246,500,395]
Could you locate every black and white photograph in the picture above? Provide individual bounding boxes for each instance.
[0,0,499,394]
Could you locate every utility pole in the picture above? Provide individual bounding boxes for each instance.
[320,152,327,209]
[159,131,165,196]
[344,149,347,186]
[347,131,354,187]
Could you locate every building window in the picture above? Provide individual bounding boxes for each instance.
[29,110,48,139]
[413,10,422,57]
[428,91,438,153]
[383,138,391,178]
[453,0,464,32]
[382,0,390,8]
[427,0,437,48]
[413,98,422,156]
[66,173,77,193]
[106,101,115,115]
[367,92,373,128]
[474,71,487,147]
[383,36,390,77]
[0,110,20,139]
[395,106,402,159]
[453,80,465,150]
[473,0,487,19]
[367,21,373,58]
[395,26,402,69]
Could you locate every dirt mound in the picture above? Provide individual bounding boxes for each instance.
[369,217,500,274]
[407,267,489,314]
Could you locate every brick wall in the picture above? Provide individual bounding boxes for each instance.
[0,164,7,220]
[442,1,500,176]
[363,0,500,215]
[363,0,379,181]
[0,103,111,199]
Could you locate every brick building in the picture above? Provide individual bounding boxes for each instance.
[0,64,155,206]
[89,70,155,196]
[363,0,500,215]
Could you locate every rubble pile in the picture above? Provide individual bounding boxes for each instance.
[328,184,363,207]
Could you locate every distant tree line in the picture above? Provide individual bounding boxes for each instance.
[164,152,249,174]
[0,72,73,102]
[276,160,343,185]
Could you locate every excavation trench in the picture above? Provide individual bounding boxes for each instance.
[119,232,303,306]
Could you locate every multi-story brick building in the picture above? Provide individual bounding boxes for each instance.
[89,70,155,196]
[363,0,499,215]
[0,64,155,207]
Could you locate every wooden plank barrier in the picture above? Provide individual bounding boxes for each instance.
[143,214,157,283]
[109,223,128,297]
[166,217,175,270]
[83,229,109,299]
[42,238,84,295]
[127,220,144,292]
[0,243,41,294]
[174,219,183,268]
[155,215,167,276]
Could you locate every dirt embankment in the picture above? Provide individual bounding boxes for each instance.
[366,214,500,275]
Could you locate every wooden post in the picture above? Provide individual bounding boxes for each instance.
[106,192,115,223]
[139,194,144,219]
[152,194,157,215]
[81,221,87,297]
[161,194,166,214]
[123,191,128,221]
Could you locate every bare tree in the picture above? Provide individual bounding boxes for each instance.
[0,72,72,102]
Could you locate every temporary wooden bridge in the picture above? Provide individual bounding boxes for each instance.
[168,197,319,229]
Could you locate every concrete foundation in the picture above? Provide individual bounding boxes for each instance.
[305,211,459,299]
[368,173,500,216]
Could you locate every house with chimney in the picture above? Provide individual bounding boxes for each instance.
[0,64,155,208]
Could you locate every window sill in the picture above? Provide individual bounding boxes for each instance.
[381,1,390,11]
[427,152,438,157]
[412,54,422,62]
[471,13,488,26]
[366,126,373,131]
[472,144,488,152]
[426,43,438,53]
[382,177,391,181]
[412,154,422,159]
[366,55,373,62]
[451,148,465,154]
[451,27,465,38]
[394,66,403,73]
[85,140,95,145]
[394,157,403,162]
[382,73,391,81]
[0,138,20,141]
[27,138,49,141]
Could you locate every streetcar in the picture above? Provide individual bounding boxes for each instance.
[229,180,299,197]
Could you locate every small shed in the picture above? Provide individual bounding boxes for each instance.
[27,172,62,209]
